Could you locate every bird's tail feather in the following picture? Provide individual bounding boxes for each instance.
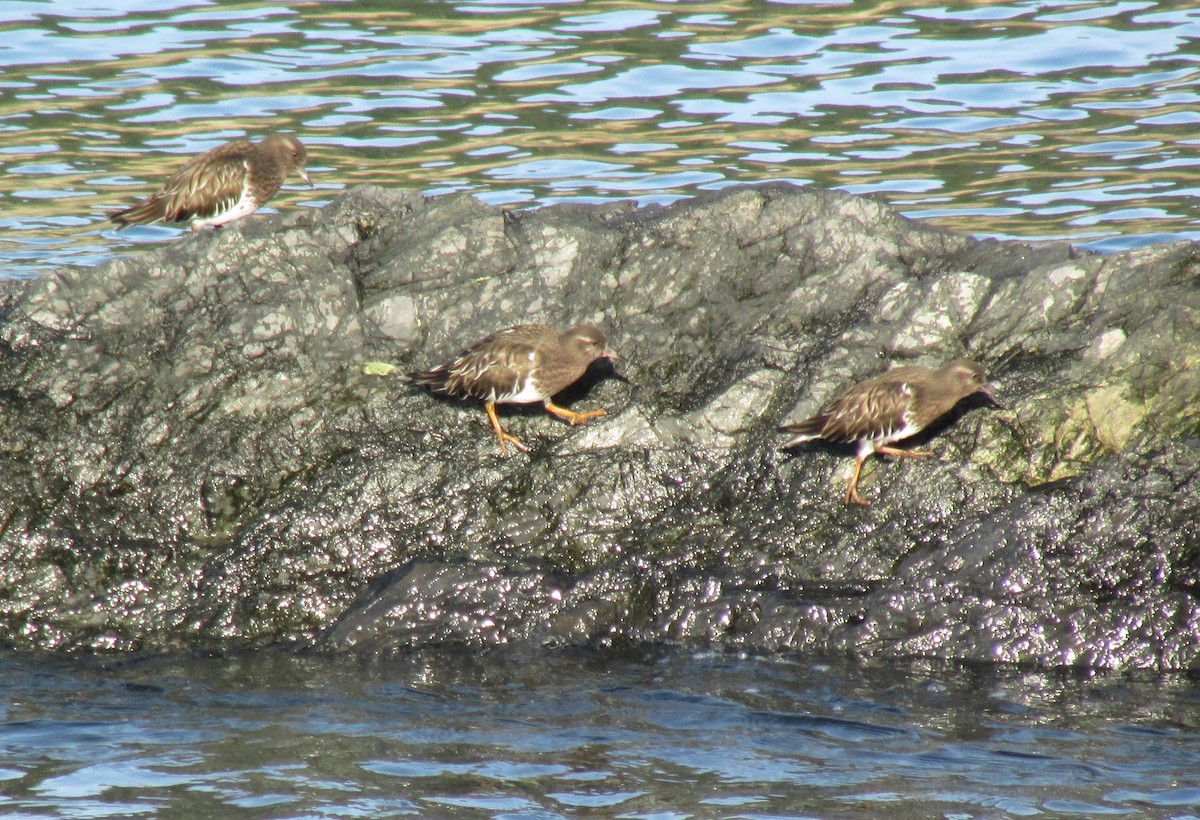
[110,197,169,227]
[407,367,449,389]
[778,417,824,448]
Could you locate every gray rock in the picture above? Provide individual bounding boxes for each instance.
[1,183,1197,669]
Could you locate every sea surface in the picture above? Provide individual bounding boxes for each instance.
[2,0,1200,279]
[3,2,1200,817]
[2,647,1199,818]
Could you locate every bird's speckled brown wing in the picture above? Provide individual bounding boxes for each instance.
[410,326,548,403]
[113,141,254,225]
[812,373,917,444]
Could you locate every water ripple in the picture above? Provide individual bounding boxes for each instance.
[1,0,1199,278]
[1,649,1198,816]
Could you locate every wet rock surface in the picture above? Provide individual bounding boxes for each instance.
[1,183,1197,668]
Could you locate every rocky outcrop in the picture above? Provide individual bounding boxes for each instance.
[1,184,1197,668]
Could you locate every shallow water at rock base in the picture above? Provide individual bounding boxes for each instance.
[2,648,1198,818]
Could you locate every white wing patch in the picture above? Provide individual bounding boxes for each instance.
[192,182,257,229]
[499,370,544,404]
[869,381,919,447]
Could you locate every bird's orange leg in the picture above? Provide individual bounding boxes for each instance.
[844,454,869,506]
[875,445,930,459]
[544,402,607,426]
[486,401,528,454]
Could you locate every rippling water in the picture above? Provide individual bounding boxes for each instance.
[2,648,1199,816]
[2,0,1199,278]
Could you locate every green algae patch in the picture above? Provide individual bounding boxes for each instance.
[362,361,399,377]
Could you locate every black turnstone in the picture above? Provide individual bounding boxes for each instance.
[779,358,994,506]
[111,133,312,231]
[408,324,617,453]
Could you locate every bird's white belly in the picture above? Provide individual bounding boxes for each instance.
[495,374,545,404]
[870,420,920,448]
[193,188,259,229]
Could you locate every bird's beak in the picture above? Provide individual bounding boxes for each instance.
[297,167,314,188]
[601,349,630,384]
[979,382,1003,409]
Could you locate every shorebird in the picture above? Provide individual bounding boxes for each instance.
[780,358,994,505]
[111,133,312,231]
[408,324,617,453]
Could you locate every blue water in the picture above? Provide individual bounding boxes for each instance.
[2,648,1199,817]
[2,0,1200,278]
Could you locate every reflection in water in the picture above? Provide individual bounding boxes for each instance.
[1,0,1198,278]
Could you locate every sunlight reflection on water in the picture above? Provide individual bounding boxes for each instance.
[1,648,1198,816]
[1,0,1199,277]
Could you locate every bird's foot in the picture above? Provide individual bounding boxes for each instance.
[876,445,930,460]
[546,403,607,426]
[496,432,529,454]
